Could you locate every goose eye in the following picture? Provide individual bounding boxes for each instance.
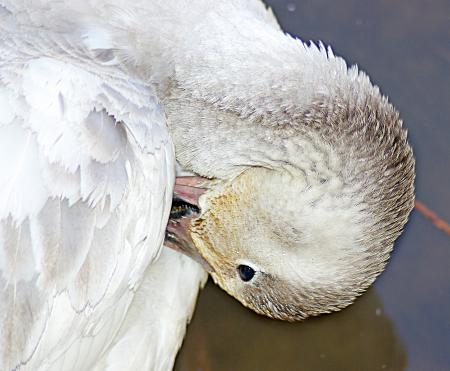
[237,265,255,282]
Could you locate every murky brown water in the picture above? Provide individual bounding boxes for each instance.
[175,1,450,370]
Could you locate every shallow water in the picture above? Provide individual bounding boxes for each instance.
[174,1,450,370]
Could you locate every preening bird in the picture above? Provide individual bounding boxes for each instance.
[0,0,415,370]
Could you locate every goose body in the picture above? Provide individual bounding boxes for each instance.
[0,0,415,370]
[0,7,207,370]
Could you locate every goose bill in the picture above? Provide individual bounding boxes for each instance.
[164,176,214,273]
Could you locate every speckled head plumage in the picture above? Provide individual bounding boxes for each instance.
[165,77,414,320]
[184,92,415,320]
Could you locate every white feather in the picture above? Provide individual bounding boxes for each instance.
[0,15,198,370]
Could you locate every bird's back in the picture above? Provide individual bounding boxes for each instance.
[0,12,203,370]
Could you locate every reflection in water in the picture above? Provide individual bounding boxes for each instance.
[175,282,406,371]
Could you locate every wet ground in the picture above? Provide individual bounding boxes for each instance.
[175,1,450,370]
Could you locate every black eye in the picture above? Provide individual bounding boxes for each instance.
[237,265,255,282]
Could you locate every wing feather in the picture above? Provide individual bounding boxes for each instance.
[0,26,175,370]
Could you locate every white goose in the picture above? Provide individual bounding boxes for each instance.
[0,1,415,370]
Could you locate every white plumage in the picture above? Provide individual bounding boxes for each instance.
[0,0,415,369]
[0,4,208,370]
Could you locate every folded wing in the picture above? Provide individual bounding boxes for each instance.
[0,27,175,371]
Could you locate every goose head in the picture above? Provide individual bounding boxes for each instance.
[160,13,415,321]
[164,88,414,321]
